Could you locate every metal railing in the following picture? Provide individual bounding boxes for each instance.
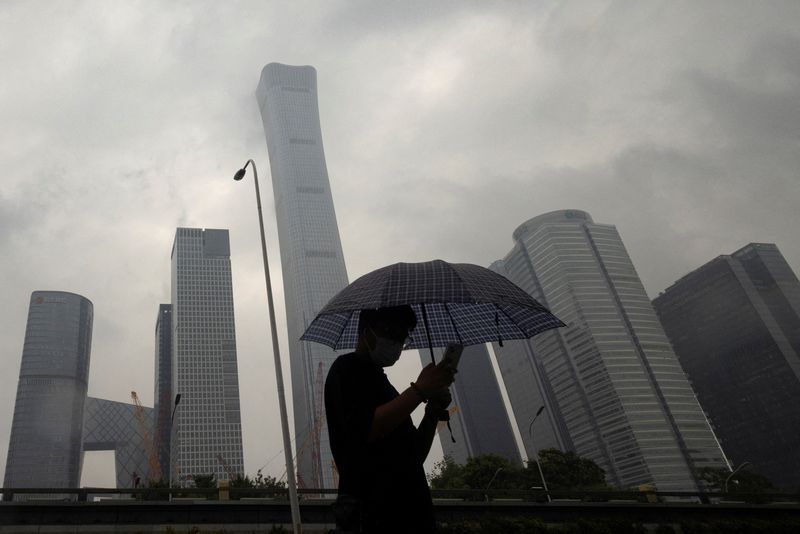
[2,487,798,505]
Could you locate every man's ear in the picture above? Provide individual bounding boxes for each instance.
[361,325,375,349]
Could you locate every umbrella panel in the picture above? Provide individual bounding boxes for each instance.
[301,302,565,351]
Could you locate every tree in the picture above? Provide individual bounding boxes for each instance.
[461,454,522,490]
[229,469,287,499]
[531,448,608,490]
[429,456,469,490]
[430,451,609,493]
[192,473,216,488]
[698,466,773,494]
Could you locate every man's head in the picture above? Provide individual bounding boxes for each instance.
[357,305,417,367]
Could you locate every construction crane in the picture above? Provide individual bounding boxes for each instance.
[131,391,161,482]
[279,362,327,489]
[331,459,339,489]
[152,390,172,476]
[217,453,235,481]
[310,361,326,489]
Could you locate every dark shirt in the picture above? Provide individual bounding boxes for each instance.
[325,352,435,533]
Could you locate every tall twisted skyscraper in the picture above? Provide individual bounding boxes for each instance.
[257,63,349,488]
[491,210,729,491]
[4,291,93,492]
[171,228,244,483]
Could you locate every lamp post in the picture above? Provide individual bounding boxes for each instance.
[724,461,751,494]
[485,467,503,502]
[528,405,551,502]
[168,393,181,500]
[234,159,302,534]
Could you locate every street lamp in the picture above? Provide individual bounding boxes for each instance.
[168,393,181,500]
[724,461,751,494]
[234,159,302,534]
[528,405,551,502]
[485,467,503,501]
[171,394,182,422]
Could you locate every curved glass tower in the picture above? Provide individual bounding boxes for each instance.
[256,63,349,489]
[4,291,93,493]
[492,210,729,491]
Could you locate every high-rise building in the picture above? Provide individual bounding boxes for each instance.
[425,345,521,465]
[154,304,172,480]
[653,243,800,488]
[491,210,729,491]
[256,63,349,489]
[171,228,244,483]
[4,291,93,495]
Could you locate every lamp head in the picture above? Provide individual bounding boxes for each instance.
[174,393,182,406]
[536,406,545,417]
[233,168,246,181]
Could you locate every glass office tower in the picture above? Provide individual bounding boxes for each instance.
[154,304,172,480]
[653,243,800,488]
[492,210,728,491]
[256,63,349,489]
[426,344,522,465]
[171,228,244,483]
[4,291,93,494]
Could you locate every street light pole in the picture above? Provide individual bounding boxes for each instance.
[234,159,302,534]
[724,461,751,494]
[168,393,181,501]
[528,405,551,502]
[485,467,503,502]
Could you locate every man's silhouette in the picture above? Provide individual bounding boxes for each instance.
[325,305,455,533]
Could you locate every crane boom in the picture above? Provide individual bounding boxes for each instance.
[131,391,161,482]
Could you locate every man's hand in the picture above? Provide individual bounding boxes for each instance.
[425,389,453,421]
[415,362,455,399]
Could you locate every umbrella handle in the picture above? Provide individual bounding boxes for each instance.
[421,303,457,443]
[420,304,436,364]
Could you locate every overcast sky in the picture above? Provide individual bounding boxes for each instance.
[1,0,799,487]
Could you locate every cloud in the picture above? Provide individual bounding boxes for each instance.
[1,0,799,485]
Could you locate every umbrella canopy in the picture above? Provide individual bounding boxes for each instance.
[301,260,565,351]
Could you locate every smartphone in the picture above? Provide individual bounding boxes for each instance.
[440,343,463,370]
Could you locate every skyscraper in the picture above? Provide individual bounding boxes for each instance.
[171,228,244,483]
[154,304,172,480]
[4,291,93,495]
[427,345,521,465]
[653,243,800,488]
[491,210,728,491]
[256,63,349,488]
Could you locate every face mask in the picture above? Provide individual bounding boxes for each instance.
[367,328,405,367]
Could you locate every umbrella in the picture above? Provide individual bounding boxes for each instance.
[301,259,565,362]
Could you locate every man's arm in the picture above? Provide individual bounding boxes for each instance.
[368,387,425,443]
[416,410,440,462]
[415,390,452,462]
[368,363,455,443]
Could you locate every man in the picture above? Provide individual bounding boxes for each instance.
[325,305,456,533]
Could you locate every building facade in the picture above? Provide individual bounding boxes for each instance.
[171,228,244,483]
[426,345,521,465]
[4,291,93,494]
[256,63,349,489]
[82,397,154,489]
[491,210,728,491]
[653,243,800,488]
[154,304,172,481]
